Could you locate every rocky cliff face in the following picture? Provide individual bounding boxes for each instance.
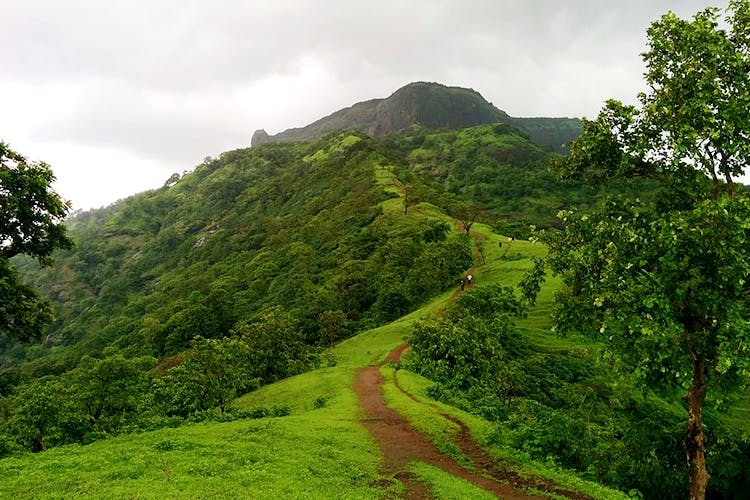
[251,129,271,146]
[251,82,581,152]
[368,82,509,137]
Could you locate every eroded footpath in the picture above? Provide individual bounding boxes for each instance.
[353,343,594,499]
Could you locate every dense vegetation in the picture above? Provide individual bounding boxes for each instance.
[404,283,750,498]
[385,123,654,234]
[545,4,750,498]
[0,131,475,453]
[405,3,750,499]
[0,142,72,343]
[5,112,742,498]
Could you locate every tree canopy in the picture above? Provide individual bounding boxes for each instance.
[0,142,72,341]
[543,2,750,499]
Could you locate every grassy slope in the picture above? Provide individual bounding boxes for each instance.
[0,162,627,499]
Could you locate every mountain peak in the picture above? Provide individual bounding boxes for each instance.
[252,82,580,152]
[366,81,509,137]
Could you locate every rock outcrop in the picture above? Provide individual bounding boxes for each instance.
[251,82,581,153]
[251,129,271,146]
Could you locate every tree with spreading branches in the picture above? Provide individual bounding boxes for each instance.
[536,2,750,498]
[1,142,72,342]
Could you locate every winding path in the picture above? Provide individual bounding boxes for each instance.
[352,343,592,499]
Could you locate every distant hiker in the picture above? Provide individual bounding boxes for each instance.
[467,274,473,285]
[498,241,502,248]
[460,279,465,291]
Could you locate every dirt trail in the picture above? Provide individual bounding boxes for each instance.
[353,343,592,499]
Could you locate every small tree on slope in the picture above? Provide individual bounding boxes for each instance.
[539,2,750,499]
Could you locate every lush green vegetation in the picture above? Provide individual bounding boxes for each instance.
[542,4,750,498]
[0,131,477,453]
[0,252,626,499]
[3,9,750,495]
[384,123,654,234]
[0,142,72,343]
[403,225,750,499]
[2,115,747,498]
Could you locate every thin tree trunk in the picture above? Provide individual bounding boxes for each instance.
[724,171,735,200]
[684,352,709,500]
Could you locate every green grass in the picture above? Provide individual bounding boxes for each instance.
[304,134,363,163]
[407,462,497,500]
[0,413,381,499]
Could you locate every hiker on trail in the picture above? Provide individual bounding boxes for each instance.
[460,279,465,291]
[467,274,473,286]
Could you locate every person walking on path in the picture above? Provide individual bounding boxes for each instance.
[467,274,473,286]
[459,279,465,291]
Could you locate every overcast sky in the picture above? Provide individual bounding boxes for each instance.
[1,0,724,210]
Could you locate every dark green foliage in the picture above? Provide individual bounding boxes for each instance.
[542,4,750,496]
[1,142,72,342]
[0,261,53,344]
[508,117,583,154]
[1,131,477,451]
[389,124,654,231]
[234,308,315,386]
[8,376,87,451]
[405,280,750,498]
[9,133,427,360]
[0,143,72,263]
[406,285,526,392]
[67,353,156,433]
[2,353,155,451]
[152,336,260,417]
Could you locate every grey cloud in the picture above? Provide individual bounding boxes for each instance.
[30,81,249,166]
[2,0,720,205]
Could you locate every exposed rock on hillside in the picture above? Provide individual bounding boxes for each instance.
[251,129,271,145]
[367,82,509,137]
[252,82,581,153]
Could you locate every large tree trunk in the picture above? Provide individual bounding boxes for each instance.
[684,352,709,500]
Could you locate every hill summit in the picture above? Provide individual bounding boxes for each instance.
[251,82,581,153]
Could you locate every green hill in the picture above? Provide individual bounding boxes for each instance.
[1,103,748,498]
[3,122,597,375]
[0,167,629,499]
[4,132,473,369]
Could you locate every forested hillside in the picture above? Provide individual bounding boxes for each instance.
[4,132,475,371]
[2,122,642,376]
[0,130,482,456]
[0,120,659,457]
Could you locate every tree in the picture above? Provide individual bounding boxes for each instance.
[1,142,72,341]
[542,3,750,498]
[67,353,156,431]
[403,184,414,215]
[8,376,85,451]
[152,337,257,417]
[234,308,314,385]
[407,284,526,391]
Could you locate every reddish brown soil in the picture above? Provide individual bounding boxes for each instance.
[352,343,594,500]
